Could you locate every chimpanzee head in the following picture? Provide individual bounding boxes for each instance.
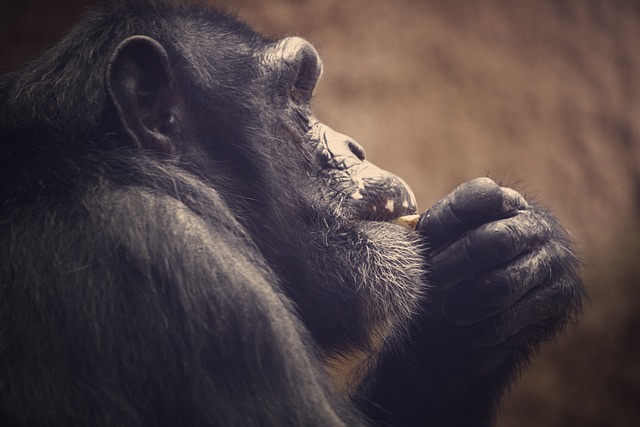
[2,1,427,356]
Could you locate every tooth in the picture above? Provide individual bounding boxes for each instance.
[392,214,420,230]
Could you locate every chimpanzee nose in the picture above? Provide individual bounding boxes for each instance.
[323,125,367,164]
[347,139,366,162]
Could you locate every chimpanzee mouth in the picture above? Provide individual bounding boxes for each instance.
[326,160,419,230]
[347,176,419,230]
[365,207,420,231]
[347,209,420,232]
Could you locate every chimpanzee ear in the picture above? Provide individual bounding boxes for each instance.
[107,35,178,153]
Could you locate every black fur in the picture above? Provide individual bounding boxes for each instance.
[0,1,584,426]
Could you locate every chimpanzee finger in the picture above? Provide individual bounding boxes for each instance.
[428,210,548,290]
[440,246,553,326]
[473,282,572,348]
[417,177,528,249]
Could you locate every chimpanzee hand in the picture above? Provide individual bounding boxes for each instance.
[359,177,583,427]
[417,177,582,350]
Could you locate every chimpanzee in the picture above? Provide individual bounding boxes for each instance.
[0,1,583,426]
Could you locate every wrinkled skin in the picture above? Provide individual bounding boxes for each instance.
[0,2,583,426]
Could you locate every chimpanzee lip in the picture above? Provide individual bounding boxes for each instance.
[347,205,419,230]
[363,198,418,222]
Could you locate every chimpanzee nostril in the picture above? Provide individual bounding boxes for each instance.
[317,123,367,164]
[348,140,366,161]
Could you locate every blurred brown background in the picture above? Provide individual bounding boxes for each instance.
[2,0,639,426]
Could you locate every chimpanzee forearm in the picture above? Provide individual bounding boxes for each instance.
[357,317,522,427]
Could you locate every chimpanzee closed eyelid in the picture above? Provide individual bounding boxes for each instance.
[0,1,584,426]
